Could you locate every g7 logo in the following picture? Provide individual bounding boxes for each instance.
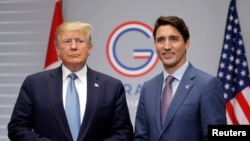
[106,21,158,77]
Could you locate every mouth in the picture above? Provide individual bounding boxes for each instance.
[163,52,173,58]
[69,54,80,58]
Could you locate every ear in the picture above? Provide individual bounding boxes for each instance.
[88,44,92,55]
[185,39,190,50]
[55,46,61,58]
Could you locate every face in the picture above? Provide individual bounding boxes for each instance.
[155,25,189,73]
[56,30,92,72]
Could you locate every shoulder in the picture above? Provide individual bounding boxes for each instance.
[143,73,163,86]
[87,67,122,83]
[194,67,216,80]
[188,64,220,84]
[24,67,61,81]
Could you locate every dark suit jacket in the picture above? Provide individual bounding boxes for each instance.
[8,66,134,141]
[134,63,227,141]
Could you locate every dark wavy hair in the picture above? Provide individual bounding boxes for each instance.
[153,16,190,43]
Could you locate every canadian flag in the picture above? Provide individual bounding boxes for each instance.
[44,0,63,70]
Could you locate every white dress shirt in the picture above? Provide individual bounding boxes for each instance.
[62,64,87,124]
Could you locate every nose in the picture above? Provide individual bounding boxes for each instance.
[70,40,77,49]
[163,40,171,50]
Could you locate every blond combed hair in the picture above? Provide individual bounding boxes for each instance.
[55,21,93,45]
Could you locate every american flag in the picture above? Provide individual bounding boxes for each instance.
[217,0,250,125]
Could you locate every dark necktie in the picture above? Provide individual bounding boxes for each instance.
[161,75,175,126]
[65,73,80,141]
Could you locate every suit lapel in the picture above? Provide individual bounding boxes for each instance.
[153,73,165,132]
[78,67,101,140]
[161,65,195,132]
[47,67,72,140]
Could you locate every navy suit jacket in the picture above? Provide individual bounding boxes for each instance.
[134,63,226,141]
[8,66,134,141]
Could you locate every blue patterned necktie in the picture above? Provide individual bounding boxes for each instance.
[161,75,175,127]
[65,73,80,141]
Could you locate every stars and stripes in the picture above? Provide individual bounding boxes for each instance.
[217,0,250,124]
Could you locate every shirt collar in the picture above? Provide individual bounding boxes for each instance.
[62,64,87,82]
[163,61,189,81]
